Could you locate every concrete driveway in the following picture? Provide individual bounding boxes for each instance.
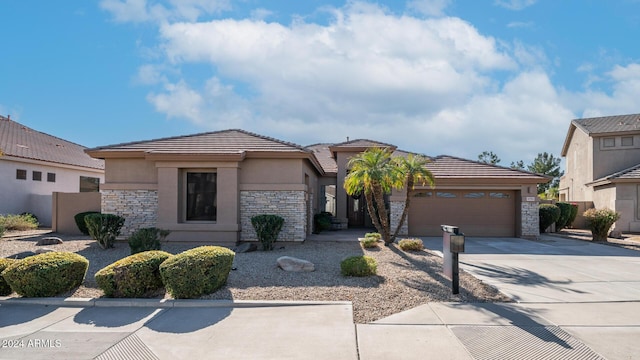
[423,234,640,302]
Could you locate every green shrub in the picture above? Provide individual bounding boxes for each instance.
[365,232,382,241]
[0,258,17,296]
[74,211,101,235]
[539,204,560,232]
[0,224,5,238]
[1,252,88,297]
[555,202,573,231]
[313,212,332,234]
[584,208,621,242]
[85,213,125,249]
[0,213,39,231]
[128,228,170,255]
[95,251,172,298]
[360,237,378,249]
[398,238,424,251]
[340,256,377,277]
[160,246,235,299]
[251,214,285,251]
[567,203,579,228]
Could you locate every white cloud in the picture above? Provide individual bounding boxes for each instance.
[406,0,451,17]
[494,0,537,11]
[574,63,640,118]
[507,21,533,28]
[250,8,274,21]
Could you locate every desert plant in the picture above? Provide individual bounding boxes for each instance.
[95,251,172,298]
[128,228,170,255]
[0,213,39,231]
[251,214,285,251]
[0,258,16,295]
[74,211,101,235]
[0,224,5,238]
[85,213,125,249]
[567,203,579,228]
[539,204,560,232]
[360,237,378,249]
[583,208,621,242]
[160,246,235,299]
[554,202,573,231]
[340,256,377,277]
[398,238,424,251]
[313,212,332,234]
[364,232,382,241]
[1,252,88,297]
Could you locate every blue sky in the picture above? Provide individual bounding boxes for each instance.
[1,0,639,166]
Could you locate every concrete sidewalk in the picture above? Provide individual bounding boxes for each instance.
[0,299,358,360]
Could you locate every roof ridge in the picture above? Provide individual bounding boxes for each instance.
[0,115,90,149]
[331,138,397,148]
[432,154,546,177]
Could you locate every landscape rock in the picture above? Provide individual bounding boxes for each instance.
[609,230,623,239]
[234,243,257,253]
[35,247,55,254]
[36,237,64,246]
[277,256,315,272]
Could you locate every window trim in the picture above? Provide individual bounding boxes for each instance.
[622,136,634,147]
[32,171,42,181]
[16,169,27,180]
[47,173,56,182]
[602,137,616,148]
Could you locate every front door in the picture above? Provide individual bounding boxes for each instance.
[348,194,365,227]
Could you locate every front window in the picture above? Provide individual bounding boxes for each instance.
[186,172,217,221]
[80,176,100,192]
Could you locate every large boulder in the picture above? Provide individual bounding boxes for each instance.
[36,237,63,246]
[277,256,315,272]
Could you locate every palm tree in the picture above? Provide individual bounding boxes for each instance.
[391,154,435,240]
[344,147,398,245]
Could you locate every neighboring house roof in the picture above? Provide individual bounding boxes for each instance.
[87,129,325,174]
[589,163,640,186]
[426,155,549,182]
[0,115,104,170]
[561,113,640,156]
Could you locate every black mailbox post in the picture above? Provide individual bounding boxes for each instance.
[442,225,465,294]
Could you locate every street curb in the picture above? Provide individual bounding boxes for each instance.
[0,297,352,308]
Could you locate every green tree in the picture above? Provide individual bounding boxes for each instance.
[510,160,525,170]
[477,151,501,164]
[527,152,563,194]
[391,154,435,240]
[344,148,398,245]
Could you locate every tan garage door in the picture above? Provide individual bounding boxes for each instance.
[408,190,516,237]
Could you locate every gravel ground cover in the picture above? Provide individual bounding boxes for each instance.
[1,230,508,323]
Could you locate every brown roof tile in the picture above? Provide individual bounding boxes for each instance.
[88,129,310,155]
[0,116,104,170]
[306,144,338,175]
[426,155,548,180]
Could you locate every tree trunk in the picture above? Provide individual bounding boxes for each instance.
[392,178,413,241]
[372,183,391,244]
[364,190,384,237]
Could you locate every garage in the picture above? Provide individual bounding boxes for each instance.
[408,190,517,237]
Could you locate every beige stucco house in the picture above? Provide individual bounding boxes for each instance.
[0,115,104,226]
[560,113,640,232]
[86,130,548,243]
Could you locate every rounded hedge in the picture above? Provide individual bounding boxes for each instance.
[160,246,235,299]
[555,202,573,231]
[341,256,377,277]
[0,258,17,296]
[1,252,89,297]
[95,251,172,298]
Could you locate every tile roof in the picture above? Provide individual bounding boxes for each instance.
[306,144,338,174]
[88,129,310,155]
[590,163,640,184]
[572,113,640,135]
[0,116,104,170]
[330,139,397,149]
[426,155,548,180]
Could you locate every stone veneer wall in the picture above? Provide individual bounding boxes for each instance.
[101,189,158,237]
[240,190,307,242]
[521,201,540,238]
[390,201,408,236]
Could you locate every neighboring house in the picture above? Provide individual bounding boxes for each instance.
[560,113,640,232]
[87,129,547,242]
[0,115,105,226]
